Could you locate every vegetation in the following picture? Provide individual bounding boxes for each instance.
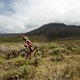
[0,36,22,43]
[0,40,80,80]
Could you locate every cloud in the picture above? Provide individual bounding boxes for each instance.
[0,0,80,33]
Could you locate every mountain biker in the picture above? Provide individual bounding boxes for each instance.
[23,36,33,53]
[23,36,37,59]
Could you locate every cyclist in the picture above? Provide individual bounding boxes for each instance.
[23,36,33,52]
[23,36,37,59]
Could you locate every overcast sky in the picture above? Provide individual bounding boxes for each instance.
[0,0,80,33]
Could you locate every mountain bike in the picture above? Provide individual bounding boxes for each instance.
[17,46,44,59]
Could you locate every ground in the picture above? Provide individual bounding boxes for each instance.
[0,40,80,80]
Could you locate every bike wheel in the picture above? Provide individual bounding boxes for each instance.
[34,50,44,59]
[17,50,28,59]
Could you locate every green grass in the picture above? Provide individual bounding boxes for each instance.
[0,40,80,80]
[0,36,23,43]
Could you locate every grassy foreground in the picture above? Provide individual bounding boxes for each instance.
[0,40,80,80]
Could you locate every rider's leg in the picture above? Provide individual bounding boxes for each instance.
[32,46,37,52]
[28,47,32,59]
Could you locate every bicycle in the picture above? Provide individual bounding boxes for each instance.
[17,46,44,59]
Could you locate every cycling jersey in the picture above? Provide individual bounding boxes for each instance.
[25,40,32,47]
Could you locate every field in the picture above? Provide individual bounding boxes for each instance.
[0,40,80,80]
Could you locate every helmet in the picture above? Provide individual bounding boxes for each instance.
[23,36,29,41]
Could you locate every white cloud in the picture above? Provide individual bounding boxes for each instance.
[0,0,80,33]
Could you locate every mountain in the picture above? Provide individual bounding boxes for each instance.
[26,23,80,41]
[0,34,19,37]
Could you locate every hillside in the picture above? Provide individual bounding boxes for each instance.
[0,42,80,80]
[26,23,80,40]
[0,34,23,42]
[0,33,22,37]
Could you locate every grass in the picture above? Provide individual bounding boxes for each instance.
[0,40,80,80]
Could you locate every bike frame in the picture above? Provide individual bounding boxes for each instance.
[25,46,37,55]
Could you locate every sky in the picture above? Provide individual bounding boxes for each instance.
[0,0,80,33]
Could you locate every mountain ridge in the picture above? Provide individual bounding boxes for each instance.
[26,23,80,40]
